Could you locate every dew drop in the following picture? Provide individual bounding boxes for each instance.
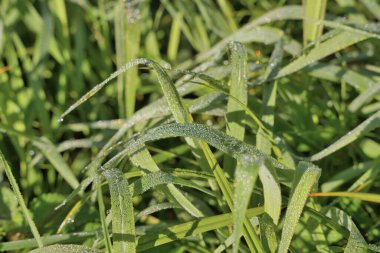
[57,117,64,123]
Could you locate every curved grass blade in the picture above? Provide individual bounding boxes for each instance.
[0,150,43,248]
[129,171,215,197]
[310,110,380,161]
[223,41,248,176]
[135,202,180,221]
[102,168,135,253]
[29,244,102,253]
[233,156,261,253]
[137,207,265,251]
[310,191,380,204]
[277,162,321,253]
[130,144,203,217]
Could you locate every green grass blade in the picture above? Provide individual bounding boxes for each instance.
[223,42,248,176]
[0,150,43,248]
[233,157,260,253]
[29,244,102,253]
[303,0,327,46]
[275,30,372,79]
[135,202,180,221]
[130,145,204,217]
[311,191,380,204]
[0,231,98,251]
[96,177,112,253]
[168,12,183,62]
[102,168,135,253]
[278,162,321,253]
[32,137,79,189]
[326,208,368,252]
[137,207,265,251]
[310,110,380,161]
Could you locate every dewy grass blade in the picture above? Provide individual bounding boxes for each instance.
[0,150,43,248]
[137,207,265,251]
[278,162,321,253]
[29,244,102,253]
[102,168,135,253]
[223,42,248,176]
[257,40,283,227]
[130,145,203,217]
[0,231,98,251]
[233,156,260,253]
[274,30,371,80]
[310,110,380,161]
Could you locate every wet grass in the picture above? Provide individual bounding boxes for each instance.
[1,0,380,252]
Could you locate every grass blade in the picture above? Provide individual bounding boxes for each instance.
[223,42,248,176]
[278,162,321,253]
[0,150,43,248]
[102,168,135,253]
[137,207,265,251]
[303,0,327,46]
[29,244,102,253]
[233,157,260,253]
[310,110,380,161]
[310,191,380,204]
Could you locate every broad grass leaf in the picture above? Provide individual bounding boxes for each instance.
[29,244,102,253]
[278,162,321,253]
[102,168,135,253]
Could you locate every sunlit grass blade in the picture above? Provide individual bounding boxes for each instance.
[0,150,43,248]
[310,110,380,161]
[29,244,102,253]
[137,207,265,251]
[102,168,135,253]
[223,41,248,176]
[326,208,368,252]
[310,191,380,204]
[233,156,260,253]
[303,0,327,46]
[278,162,321,253]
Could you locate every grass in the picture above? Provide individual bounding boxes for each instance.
[1,0,380,252]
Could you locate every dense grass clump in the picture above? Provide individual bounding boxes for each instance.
[1,0,380,252]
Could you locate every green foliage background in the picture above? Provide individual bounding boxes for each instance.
[0,0,380,252]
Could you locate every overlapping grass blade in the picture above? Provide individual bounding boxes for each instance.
[137,207,265,251]
[223,41,248,176]
[232,157,260,253]
[129,171,215,197]
[102,168,135,253]
[326,208,368,252]
[278,162,321,253]
[0,150,43,248]
[135,203,180,221]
